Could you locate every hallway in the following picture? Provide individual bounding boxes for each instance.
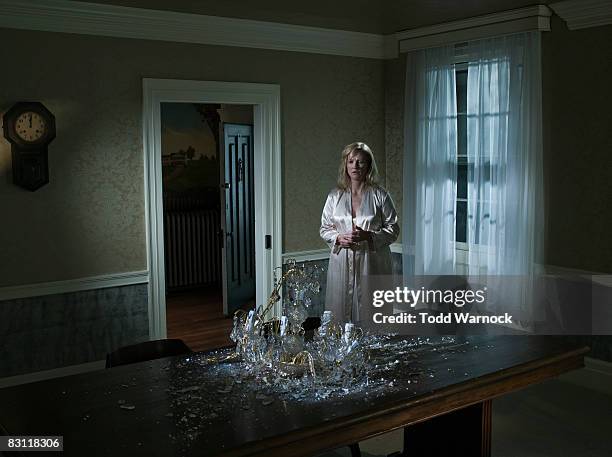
[166,288,235,352]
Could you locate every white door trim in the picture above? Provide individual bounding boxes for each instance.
[142,78,282,339]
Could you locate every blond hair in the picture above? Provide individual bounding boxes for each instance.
[336,142,379,190]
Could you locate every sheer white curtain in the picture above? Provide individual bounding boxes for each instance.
[403,44,458,277]
[403,32,544,322]
[465,32,544,277]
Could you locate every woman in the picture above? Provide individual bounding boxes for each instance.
[320,142,399,324]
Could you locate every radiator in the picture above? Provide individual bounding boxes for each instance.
[164,210,221,289]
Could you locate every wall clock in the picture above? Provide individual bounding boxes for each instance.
[2,101,56,191]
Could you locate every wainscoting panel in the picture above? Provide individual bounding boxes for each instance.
[0,284,149,378]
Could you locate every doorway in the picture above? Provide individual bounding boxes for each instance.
[160,103,256,351]
[143,79,282,343]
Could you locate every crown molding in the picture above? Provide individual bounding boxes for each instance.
[0,0,386,59]
[397,5,552,52]
[0,270,149,301]
[383,34,400,59]
[550,0,612,30]
[0,1,579,59]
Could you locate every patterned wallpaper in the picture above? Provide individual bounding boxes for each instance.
[384,55,406,243]
[0,97,145,286]
[0,28,385,287]
[282,57,385,252]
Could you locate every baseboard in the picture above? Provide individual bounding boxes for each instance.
[0,360,106,390]
[558,356,612,396]
[0,270,149,301]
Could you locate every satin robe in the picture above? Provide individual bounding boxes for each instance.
[320,186,400,323]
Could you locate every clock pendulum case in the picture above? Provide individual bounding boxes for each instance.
[2,101,56,191]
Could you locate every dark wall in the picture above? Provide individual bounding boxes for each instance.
[542,17,612,274]
[540,19,612,359]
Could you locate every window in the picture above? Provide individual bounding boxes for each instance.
[455,65,468,245]
[454,56,518,252]
[404,33,543,279]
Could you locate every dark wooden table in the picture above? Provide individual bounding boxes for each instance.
[0,336,588,457]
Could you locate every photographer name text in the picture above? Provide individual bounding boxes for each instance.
[372,311,513,325]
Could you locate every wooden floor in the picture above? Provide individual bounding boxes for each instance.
[166,287,245,352]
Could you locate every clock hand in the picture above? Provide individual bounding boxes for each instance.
[29,114,32,128]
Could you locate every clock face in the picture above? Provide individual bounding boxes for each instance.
[15,111,47,143]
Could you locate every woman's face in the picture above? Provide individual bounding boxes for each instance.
[346,150,370,183]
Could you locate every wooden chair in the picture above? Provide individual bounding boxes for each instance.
[105,338,192,368]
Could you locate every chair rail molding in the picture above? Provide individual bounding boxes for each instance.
[0,0,386,59]
[0,270,149,302]
[282,248,330,263]
[282,243,403,263]
[550,0,612,30]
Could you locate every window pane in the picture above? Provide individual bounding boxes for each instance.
[455,68,468,245]
[455,200,467,243]
[456,69,467,114]
[457,162,467,199]
[457,114,467,157]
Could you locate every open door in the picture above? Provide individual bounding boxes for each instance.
[220,123,255,316]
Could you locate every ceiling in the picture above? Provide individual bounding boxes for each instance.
[73,0,557,34]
